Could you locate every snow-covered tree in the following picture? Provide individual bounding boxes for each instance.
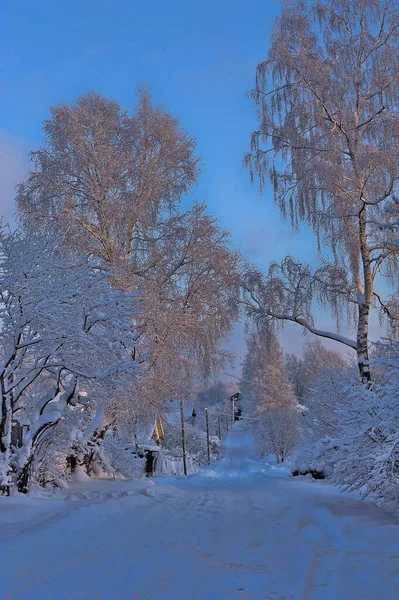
[193,381,232,435]
[244,0,399,382]
[285,353,306,402]
[161,420,220,469]
[262,406,300,464]
[286,340,347,402]
[0,227,141,493]
[301,341,347,391]
[17,89,240,422]
[242,327,299,462]
[242,327,294,411]
[291,343,399,504]
[287,344,353,477]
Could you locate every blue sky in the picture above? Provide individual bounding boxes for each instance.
[0,0,362,372]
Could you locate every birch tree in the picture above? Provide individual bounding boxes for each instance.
[242,326,294,411]
[242,328,299,461]
[286,340,347,401]
[16,89,240,420]
[244,0,399,382]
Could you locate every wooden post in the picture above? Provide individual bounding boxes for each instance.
[232,398,235,427]
[217,413,221,441]
[205,408,211,465]
[180,400,187,476]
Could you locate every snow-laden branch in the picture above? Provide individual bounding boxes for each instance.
[241,256,357,352]
[261,311,357,350]
[0,228,142,492]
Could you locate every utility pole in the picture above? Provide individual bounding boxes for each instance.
[232,397,235,427]
[180,400,187,476]
[205,408,211,465]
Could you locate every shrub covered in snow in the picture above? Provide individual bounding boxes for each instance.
[162,421,221,468]
[290,344,399,505]
[255,405,300,464]
[330,377,399,504]
[101,435,146,479]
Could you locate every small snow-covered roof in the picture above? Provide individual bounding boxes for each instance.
[136,443,160,453]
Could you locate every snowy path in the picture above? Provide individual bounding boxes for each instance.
[1,425,399,599]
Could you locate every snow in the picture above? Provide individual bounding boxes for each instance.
[157,452,194,476]
[0,478,155,542]
[1,423,399,599]
[71,466,92,483]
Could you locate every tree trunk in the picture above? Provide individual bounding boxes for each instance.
[357,206,373,384]
[16,421,57,493]
[17,455,34,494]
[0,386,12,494]
[80,422,114,475]
[357,303,371,384]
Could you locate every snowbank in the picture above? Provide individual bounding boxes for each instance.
[0,477,156,541]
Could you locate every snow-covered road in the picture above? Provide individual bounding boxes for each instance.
[1,424,399,599]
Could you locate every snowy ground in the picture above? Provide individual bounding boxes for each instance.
[1,424,399,599]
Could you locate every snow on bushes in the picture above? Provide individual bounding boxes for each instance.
[0,227,141,493]
[162,421,221,469]
[291,344,399,505]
